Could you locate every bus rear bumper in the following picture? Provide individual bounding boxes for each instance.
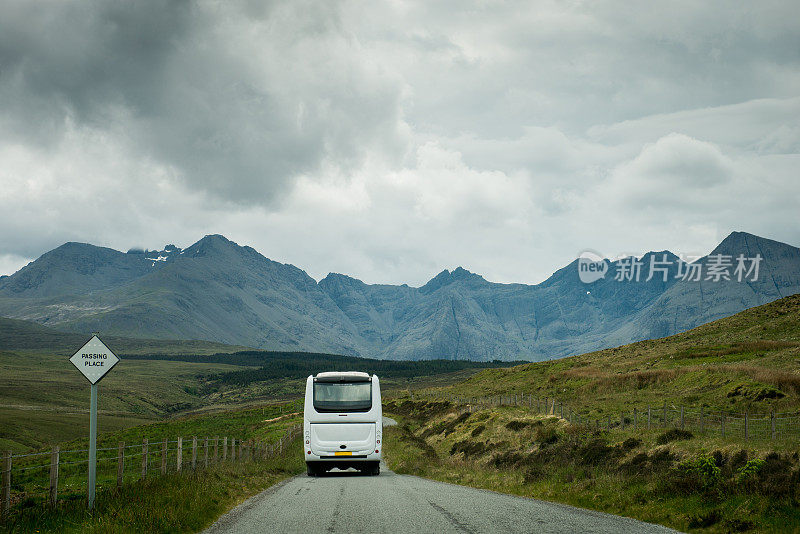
[305,450,382,462]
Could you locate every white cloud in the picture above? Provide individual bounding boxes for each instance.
[608,133,734,209]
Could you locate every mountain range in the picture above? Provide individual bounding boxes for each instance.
[1,231,798,361]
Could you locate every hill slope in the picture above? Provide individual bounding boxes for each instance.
[443,294,800,415]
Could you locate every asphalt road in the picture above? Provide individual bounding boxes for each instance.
[204,417,677,534]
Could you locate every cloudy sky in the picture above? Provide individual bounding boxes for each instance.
[1,1,799,285]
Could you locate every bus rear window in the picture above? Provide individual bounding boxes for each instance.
[313,381,372,412]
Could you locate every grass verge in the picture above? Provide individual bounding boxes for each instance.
[384,399,800,533]
[1,435,304,533]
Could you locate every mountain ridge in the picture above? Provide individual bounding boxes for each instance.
[1,231,798,361]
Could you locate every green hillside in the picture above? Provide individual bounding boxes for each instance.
[0,315,252,355]
[441,294,800,417]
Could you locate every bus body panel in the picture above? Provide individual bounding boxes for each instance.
[303,373,382,469]
[309,422,376,455]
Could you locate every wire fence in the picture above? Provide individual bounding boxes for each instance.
[1,425,301,519]
[422,391,800,442]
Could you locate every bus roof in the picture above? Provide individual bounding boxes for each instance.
[314,371,371,382]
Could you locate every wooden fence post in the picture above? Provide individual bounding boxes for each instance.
[545,397,549,414]
[192,436,197,470]
[239,439,243,461]
[559,401,563,419]
[633,408,637,430]
[648,406,651,430]
[161,438,168,474]
[223,437,228,461]
[680,406,684,430]
[700,407,704,434]
[771,410,776,440]
[141,439,148,480]
[2,451,10,519]
[177,437,183,472]
[744,412,749,441]
[214,437,219,462]
[204,437,209,468]
[117,442,124,488]
[231,438,236,462]
[49,446,59,507]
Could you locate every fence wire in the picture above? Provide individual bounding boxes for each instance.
[1,424,301,515]
[426,392,799,442]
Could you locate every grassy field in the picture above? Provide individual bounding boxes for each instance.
[384,399,800,533]
[0,349,253,451]
[2,402,304,533]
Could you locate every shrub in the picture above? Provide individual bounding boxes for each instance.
[505,420,533,431]
[450,440,487,458]
[523,465,545,483]
[680,455,721,491]
[534,426,559,446]
[730,449,749,474]
[490,451,526,469]
[621,437,641,450]
[736,458,765,485]
[578,439,619,466]
[649,448,677,469]
[688,510,721,528]
[656,428,693,445]
[471,425,485,437]
[619,452,649,475]
[724,519,755,532]
[757,453,797,498]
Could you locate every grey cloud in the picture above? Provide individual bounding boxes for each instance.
[1,0,799,286]
[0,0,408,205]
[368,1,800,139]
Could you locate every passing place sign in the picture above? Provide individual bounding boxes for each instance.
[69,335,119,384]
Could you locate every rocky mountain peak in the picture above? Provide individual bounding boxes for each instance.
[710,231,799,258]
[419,266,486,294]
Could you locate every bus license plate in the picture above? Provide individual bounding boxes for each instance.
[334,451,352,456]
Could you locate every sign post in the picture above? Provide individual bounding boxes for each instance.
[69,334,119,510]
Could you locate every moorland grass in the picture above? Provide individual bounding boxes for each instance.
[384,399,800,533]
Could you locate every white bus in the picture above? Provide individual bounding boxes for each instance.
[303,371,382,476]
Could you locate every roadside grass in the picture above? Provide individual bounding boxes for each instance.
[384,399,800,533]
[1,435,305,533]
[5,402,303,515]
